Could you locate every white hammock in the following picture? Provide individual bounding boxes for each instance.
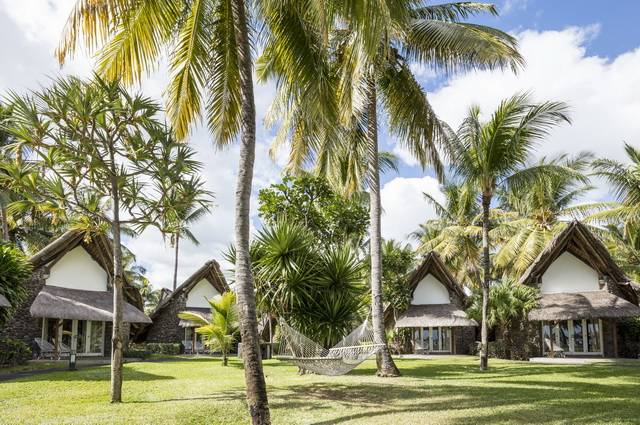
[275,317,384,376]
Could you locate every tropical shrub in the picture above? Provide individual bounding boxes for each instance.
[179,291,239,366]
[468,279,539,359]
[229,221,368,348]
[131,343,181,356]
[0,242,32,326]
[0,338,32,366]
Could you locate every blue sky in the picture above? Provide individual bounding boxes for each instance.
[1,0,639,286]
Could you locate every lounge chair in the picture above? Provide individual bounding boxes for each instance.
[544,338,565,358]
[34,338,55,359]
[195,341,204,354]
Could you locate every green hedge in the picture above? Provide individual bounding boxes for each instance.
[0,338,32,366]
[129,343,181,356]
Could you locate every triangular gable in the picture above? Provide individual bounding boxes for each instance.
[151,260,229,317]
[519,220,638,303]
[29,230,144,310]
[407,252,466,302]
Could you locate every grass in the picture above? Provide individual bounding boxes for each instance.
[1,356,639,424]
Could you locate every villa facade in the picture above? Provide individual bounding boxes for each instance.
[0,231,151,358]
[520,221,640,358]
[141,260,229,348]
[393,252,477,354]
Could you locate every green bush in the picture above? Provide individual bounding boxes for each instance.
[130,343,181,355]
[618,317,640,358]
[0,338,32,366]
[0,243,32,326]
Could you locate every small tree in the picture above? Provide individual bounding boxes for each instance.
[468,279,539,359]
[3,76,204,402]
[179,291,239,366]
[0,242,32,326]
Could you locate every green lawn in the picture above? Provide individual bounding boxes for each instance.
[1,356,639,424]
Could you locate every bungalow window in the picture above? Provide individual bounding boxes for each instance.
[41,318,105,356]
[542,319,602,355]
[416,327,452,353]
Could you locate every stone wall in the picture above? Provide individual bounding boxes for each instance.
[144,294,186,343]
[0,270,47,349]
[454,326,476,354]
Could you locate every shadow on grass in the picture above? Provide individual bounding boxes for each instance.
[9,364,174,383]
[267,360,640,424]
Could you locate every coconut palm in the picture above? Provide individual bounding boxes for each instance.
[56,1,329,420]
[264,1,524,377]
[493,153,594,277]
[413,181,483,287]
[451,93,571,370]
[179,291,239,366]
[589,143,640,234]
[0,242,32,326]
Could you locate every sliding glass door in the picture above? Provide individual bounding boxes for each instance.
[542,319,602,355]
[42,318,105,356]
[415,326,452,353]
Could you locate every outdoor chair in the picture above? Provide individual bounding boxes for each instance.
[195,341,204,354]
[544,338,565,358]
[34,338,55,359]
[182,340,193,355]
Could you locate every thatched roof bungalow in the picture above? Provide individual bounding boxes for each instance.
[520,220,640,357]
[0,230,150,358]
[393,252,477,354]
[140,260,229,348]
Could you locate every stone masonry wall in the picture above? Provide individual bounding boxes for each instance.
[144,294,186,343]
[0,270,47,350]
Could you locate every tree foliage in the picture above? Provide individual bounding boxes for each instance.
[0,242,32,326]
[258,175,369,247]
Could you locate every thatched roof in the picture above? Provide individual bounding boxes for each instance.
[519,221,639,304]
[407,252,467,302]
[528,291,640,321]
[178,307,210,328]
[395,304,478,328]
[0,293,10,308]
[150,260,229,319]
[30,285,151,323]
[29,230,145,310]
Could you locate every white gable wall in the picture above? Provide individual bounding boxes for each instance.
[540,252,600,294]
[411,274,450,305]
[186,279,221,308]
[47,246,108,291]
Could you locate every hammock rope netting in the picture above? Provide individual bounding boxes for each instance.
[274,317,384,376]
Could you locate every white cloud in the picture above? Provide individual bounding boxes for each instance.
[428,26,640,165]
[380,176,444,244]
[502,0,529,14]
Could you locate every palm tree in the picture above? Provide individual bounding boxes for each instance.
[467,278,538,359]
[493,153,593,277]
[56,1,328,420]
[179,291,239,366]
[265,1,524,377]
[589,143,640,235]
[413,181,483,287]
[451,93,571,370]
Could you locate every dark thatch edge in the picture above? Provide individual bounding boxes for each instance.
[518,220,639,305]
[395,304,478,328]
[149,260,229,320]
[28,230,146,311]
[0,293,10,308]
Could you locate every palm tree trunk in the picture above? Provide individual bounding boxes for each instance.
[0,204,9,241]
[110,175,125,402]
[173,233,180,291]
[231,0,271,422]
[480,191,491,371]
[366,76,400,378]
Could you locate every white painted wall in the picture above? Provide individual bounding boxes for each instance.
[541,252,600,294]
[186,279,221,308]
[411,274,450,305]
[47,246,108,291]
